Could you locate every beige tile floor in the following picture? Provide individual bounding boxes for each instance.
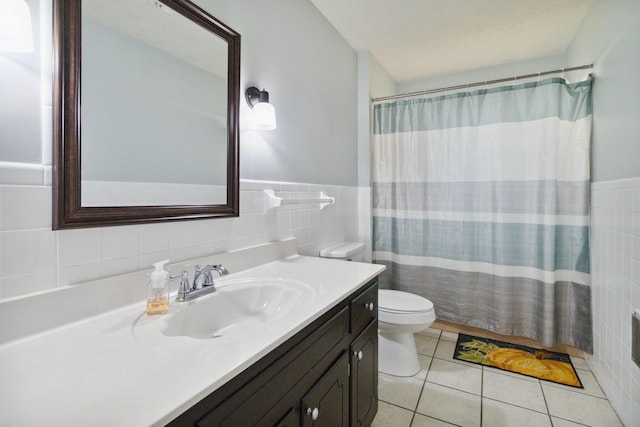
[372,328,623,427]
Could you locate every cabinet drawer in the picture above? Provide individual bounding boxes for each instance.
[350,282,377,334]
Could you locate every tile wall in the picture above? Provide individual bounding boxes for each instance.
[589,177,640,426]
[0,164,363,300]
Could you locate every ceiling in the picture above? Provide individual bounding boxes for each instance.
[309,0,593,83]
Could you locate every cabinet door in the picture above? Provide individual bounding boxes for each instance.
[301,353,349,427]
[351,321,378,427]
[276,408,300,427]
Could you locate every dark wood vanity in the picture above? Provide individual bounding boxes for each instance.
[168,278,379,427]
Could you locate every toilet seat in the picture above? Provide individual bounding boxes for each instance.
[378,290,435,328]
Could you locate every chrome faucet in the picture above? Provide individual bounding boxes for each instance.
[171,264,230,302]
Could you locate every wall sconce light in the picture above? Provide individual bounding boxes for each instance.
[245,86,277,130]
[0,0,34,53]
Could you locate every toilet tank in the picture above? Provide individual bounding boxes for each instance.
[319,242,365,262]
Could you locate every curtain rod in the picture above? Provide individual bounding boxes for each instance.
[371,64,593,103]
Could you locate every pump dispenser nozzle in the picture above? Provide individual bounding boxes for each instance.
[150,259,170,287]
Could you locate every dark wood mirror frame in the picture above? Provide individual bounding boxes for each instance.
[52,0,240,229]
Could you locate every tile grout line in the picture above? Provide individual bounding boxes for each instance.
[376,328,624,427]
[409,333,438,426]
[480,395,556,418]
[479,366,483,427]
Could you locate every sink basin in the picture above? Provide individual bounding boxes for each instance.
[137,277,316,340]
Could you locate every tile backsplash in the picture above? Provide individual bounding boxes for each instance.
[589,177,640,426]
[0,164,365,300]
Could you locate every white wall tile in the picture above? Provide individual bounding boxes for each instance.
[102,226,139,260]
[205,218,235,242]
[228,235,265,251]
[0,186,51,230]
[0,163,44,185]
[102,255,140,278]
[0,270,56,299]
[58,262,103,287]
[138,250,172,271]
[168,221,208,249]
[589,177,640,426]
[57,228,102,266]
[195,219,217,236]
[1,230,56,276]
[240,190,265,214]
[170,242,223,263]
[138,223,170,254]
[43,166,52,186]
[1,177,363,301]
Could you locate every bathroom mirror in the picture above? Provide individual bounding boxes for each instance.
[53,0,240,229]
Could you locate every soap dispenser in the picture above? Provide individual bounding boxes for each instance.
[146,259,170,315]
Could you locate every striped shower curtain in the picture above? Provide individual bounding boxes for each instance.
[372,77,593,352]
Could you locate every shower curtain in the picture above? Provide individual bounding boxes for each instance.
[372,77,593,352]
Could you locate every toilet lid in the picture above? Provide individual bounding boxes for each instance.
[378,289,433,313]
[319,242,364,258]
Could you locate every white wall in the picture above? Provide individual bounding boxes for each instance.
[0,0,361,301]
[196,0,358,186]
[369,54,397,100]
[354,51,397,262]
[355,52,397,187]
[565,1,640,425]
[566,0,640,183]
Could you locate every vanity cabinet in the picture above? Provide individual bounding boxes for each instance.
[168,279,379,427]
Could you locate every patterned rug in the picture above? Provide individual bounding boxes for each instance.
[453,333,583,388]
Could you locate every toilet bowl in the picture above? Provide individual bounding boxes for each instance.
[317,243,435,376]
[378,289,435,377]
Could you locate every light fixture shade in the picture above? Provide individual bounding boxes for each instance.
[253,101,277,130]
[246,86,277,130]
[0,0,34,53]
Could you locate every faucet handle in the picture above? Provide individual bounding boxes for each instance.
[170,271,191,301]
[201,271,214,287]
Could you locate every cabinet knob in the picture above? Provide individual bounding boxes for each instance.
[365,302,375,311]
[306,407,319,420]
[354,350,363,360]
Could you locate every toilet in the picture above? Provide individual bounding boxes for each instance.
[318,242,436,377]
[378,289,435,376]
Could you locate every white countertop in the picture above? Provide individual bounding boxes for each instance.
[0,254,384,426]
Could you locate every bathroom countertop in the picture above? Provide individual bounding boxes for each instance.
[0,254,384,426]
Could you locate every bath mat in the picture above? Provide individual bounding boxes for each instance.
[453,333,583,388]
